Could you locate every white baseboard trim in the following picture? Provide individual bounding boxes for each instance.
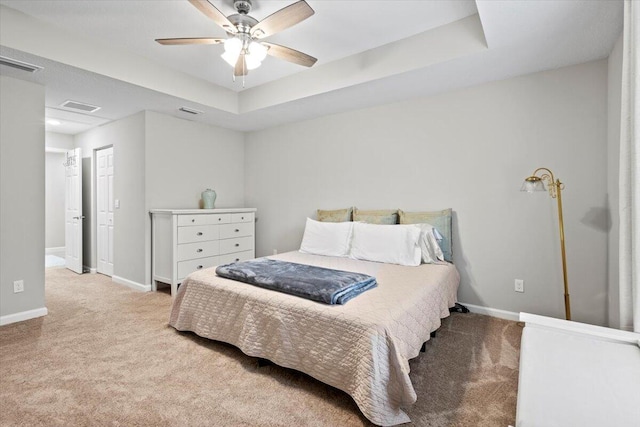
[112,275,151,292]
[459,302,520,321]
[45,246,65,255]
[0,307,48,326]
[83,266,97,274]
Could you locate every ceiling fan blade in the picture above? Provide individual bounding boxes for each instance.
[234,54,248,76]
[188,0,237,34]
[155,37,225,45]
[250,0,314,39]
[262,42,317,67]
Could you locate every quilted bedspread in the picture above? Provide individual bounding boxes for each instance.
[169,251,459,426]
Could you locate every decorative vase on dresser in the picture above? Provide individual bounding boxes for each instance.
[150,208,256,298]
[201,189,217,209]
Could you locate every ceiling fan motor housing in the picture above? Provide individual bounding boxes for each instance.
[234,0,252,15]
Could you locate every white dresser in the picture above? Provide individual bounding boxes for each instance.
[150,208,257,297]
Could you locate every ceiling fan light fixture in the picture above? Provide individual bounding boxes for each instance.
[221,50,240,67]
[223,37,242,55]
[245,55,261,70]
[248,41,268,62]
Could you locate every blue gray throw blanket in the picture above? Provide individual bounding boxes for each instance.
[215,258,377,305]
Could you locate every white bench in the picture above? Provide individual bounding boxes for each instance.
[516,313,640,427]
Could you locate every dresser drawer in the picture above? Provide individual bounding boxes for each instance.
[220,236,254,254]
[177,256,219,281]
[178,214,230,226]
[177,225,219,244]
[218,250,253,265]
[177,241,219,262]
[231,212,254,223]
[219,222,253,239]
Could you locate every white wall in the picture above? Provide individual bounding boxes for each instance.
[607,34,623,328]
[144,111,245,285]
[0,76,46,322]
[45,152,66,249]
[45,132,74,150]
[245,60,609,326]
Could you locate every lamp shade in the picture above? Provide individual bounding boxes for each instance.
[246,41,268,70]
[222,38,242,67]
[521,176,546,193]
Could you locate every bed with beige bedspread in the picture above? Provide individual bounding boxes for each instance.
[169,251,459,426]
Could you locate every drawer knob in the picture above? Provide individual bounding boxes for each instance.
[191,219,195,223]
[196,249,203,253]
[235,229,240,232]
[235,258,240,262]
[218,218,222,221]
[235,243,240,247]
[197,232,203,236]
[241,217,244,220]
[196,265,203,270]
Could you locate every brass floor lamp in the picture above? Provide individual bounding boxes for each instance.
[521,167,571,320]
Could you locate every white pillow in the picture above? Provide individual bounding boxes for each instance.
[349,223,421,266]
[299,218,353,257]
[413,223,445,264]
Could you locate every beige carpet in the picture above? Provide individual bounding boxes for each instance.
[0,268,522,427]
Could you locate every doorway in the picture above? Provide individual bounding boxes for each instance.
[96,146,114,276]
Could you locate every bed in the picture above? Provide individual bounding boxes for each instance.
[169,250,459,426]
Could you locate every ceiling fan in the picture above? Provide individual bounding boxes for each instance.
[156,0,317,77]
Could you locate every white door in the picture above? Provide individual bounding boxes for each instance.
[64,148,83,274]
[97,147,114,276]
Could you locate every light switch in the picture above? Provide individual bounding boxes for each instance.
[115,199,120,209]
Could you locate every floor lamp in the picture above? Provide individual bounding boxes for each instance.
[521,167,571,321]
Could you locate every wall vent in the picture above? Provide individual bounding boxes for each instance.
[179,106,203,115]
[60,100,101,113]
[0,56,43,73]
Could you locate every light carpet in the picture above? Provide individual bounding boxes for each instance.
[0,268,522,426]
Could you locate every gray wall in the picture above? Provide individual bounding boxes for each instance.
[607,34,623,328]
[144,111,245,284]
[45,152,66,248]
[75,112,146,284]
[245,60,609,326]
[0,76,46,319]
[74,111,245,287]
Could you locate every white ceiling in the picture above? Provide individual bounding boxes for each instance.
[0,0,624,134]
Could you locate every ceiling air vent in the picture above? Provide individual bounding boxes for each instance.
[0,56,43,73]
[60,100,101,113]
[179,106,203,115]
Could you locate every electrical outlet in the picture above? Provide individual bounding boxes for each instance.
[515,279,524,293]
[13,280,24,293]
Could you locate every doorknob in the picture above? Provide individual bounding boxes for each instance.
[72,216,86,220]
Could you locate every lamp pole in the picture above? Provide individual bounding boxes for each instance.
[553,178,571,320]
[527,168,571,321]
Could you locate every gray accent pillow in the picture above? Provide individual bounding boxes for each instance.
[399,209,453,262]
[353,209,399,225]
[317,207,353,222]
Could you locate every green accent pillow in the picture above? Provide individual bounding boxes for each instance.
[353,209,398,225]
[399,209,453,262]
[316,207,353,222]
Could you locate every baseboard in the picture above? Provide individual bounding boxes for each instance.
[112,275,151,292]
[83,266,97,274]
[0,307,48,326]
[459,302,520,321]
[45,246,65,256]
